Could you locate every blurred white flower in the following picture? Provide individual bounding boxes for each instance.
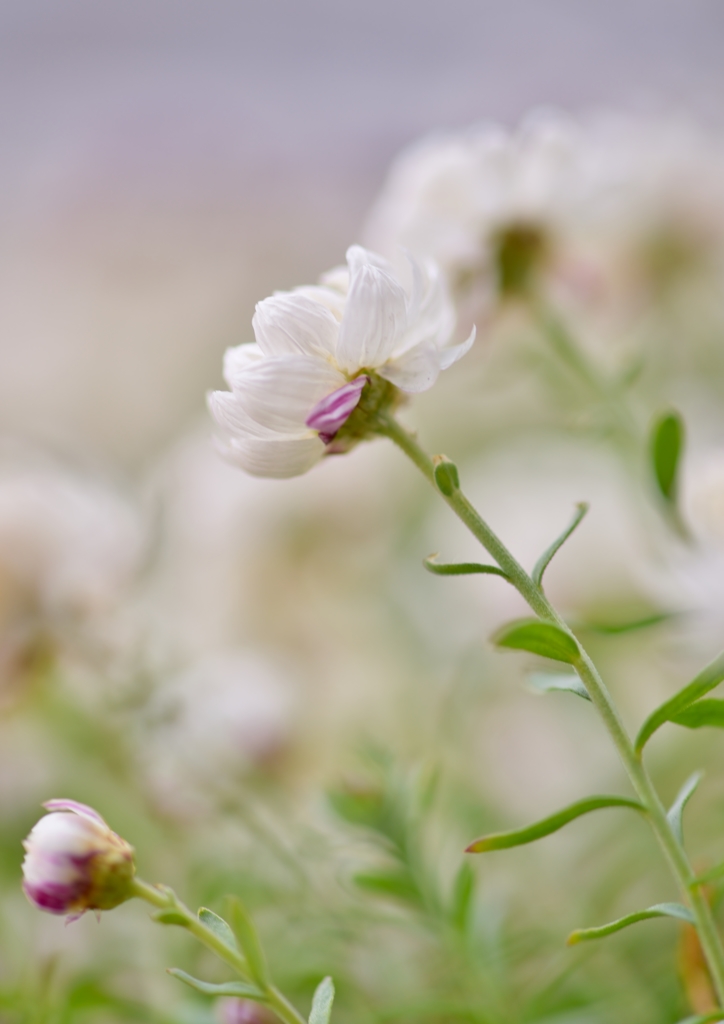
[209,245,473,478]
[363,110,604,317]
[140,651,294,814]
[22,799,134,917]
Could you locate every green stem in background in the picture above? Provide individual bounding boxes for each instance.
[376,414,724,1005]
[529,298,640,449]
[130,879,306,1024]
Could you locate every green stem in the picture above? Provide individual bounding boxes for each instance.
[376,414,724,1004]
[130,878,307,1024]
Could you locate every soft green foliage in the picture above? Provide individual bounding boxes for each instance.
[568,903,695,945]
[493,618,580,664]
[466,796,645,853]
[636,651,724,752]
[168,969,266,998]
[198,906,239,953]
[666,772,702,845]
[308,977,335,1024]
[423,554,510,578]
[527,671,591,700]
[673,700,724,730]
[651,410,685,504]
[229,897,271,988]
[531,502,589,587]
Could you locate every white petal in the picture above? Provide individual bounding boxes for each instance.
[437,324,476,370]
[380,327,475,393]
[219,435,325,479]
[208,391,285,440]
[231,356,347,434]
[336,247,407,373]
[253,293,339,359]
[223,343,265,388]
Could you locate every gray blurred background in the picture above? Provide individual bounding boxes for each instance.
[0,0,722,469]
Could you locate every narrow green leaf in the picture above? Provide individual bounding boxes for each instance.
[635,650,724,753]
[423,554,509,580]
[582,611,673,635]
[198,907,238,953]
[693,860,724,887]
[667,772,702,845]
[228,898,269,988]
[527,671,591,701]
[450,862,475,932]
[493,618,580,665]
[152,910,189,927]
[433,456,460,496]
[168,969,266,999]
[466,795,644,853]
[651,411,684,503]
[672,699,724,730]
[532,503,589,587]
[568,902,694,945]
[308,977,335,1024]
[353,869,420,903]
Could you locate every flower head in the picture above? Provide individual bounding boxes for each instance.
[209,246,473,478]
[22,799,135,917]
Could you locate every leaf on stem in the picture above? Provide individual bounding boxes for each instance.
[168,968,266,999]
[567,902,694,945]
[580,611,674,635]
[228,897,270,989]
[493,619,579,665]
[667,772,703,846]
[527,671,591,701]
[635,651,724,753]
[672,700,724,730]
[532,503,589,588]
[198,907,239,953]
[152,910,188,926]
[651,411,684,504]
[308,976,335,1024]
[466,795,645,853]
[423,554,510,580]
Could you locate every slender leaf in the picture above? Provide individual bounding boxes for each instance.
[228,898,269,988]
[354,869,420,903]
[567,902,694,945]
[168,969,265,999]
[466,795,644,853]
[582,612,673,635]
[635,651,724,753]
[423,554,509,580]
[667,772,703,845]
[493,619,579,665]
[673,699,724,730]
[651,411,684,503]
[527,671,591,701]
[308,977,335,1024]
[198,907,238,953]
[450,861,475,932]
[152,910,188,927]
[532,503,589,587]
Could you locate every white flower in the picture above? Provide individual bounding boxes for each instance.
[363,110,602,310]
[209,245,473,478]
[22,799,135,917]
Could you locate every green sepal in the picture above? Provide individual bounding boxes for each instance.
[228,897,270,988]
[466,795,644,853]
[635,651,724,753]
[532,503,589,587]
[527,671,591,701]
[423,554,509,580]
[493,618,579,664]
[353,869,419,904]
[651,410,684,503]
[672,699,724,730]
[308,976,335,1024]
[667,772,702,846]
[198,907,239,953]
[152,909,189,926]
[433,456,460,496]
[167,968,266,999]
[567,902,694,945]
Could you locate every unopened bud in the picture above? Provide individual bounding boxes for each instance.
[217,999,275,1024]
[22,799,135,918]
[433,456,460,496]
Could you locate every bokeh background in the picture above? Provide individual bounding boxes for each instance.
[2,3,724,1023]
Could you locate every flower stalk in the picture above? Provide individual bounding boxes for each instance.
[376,412,724,1005]
[130,879,307,1024]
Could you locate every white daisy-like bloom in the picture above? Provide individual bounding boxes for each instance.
[208,245,474,479]
[363,109,604,314]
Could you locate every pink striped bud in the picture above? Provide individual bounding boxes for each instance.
[22,800,135,918]
[305,375,369,444]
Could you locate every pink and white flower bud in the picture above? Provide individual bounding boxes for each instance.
[22,799,135,917]
[217,998,274,1024]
